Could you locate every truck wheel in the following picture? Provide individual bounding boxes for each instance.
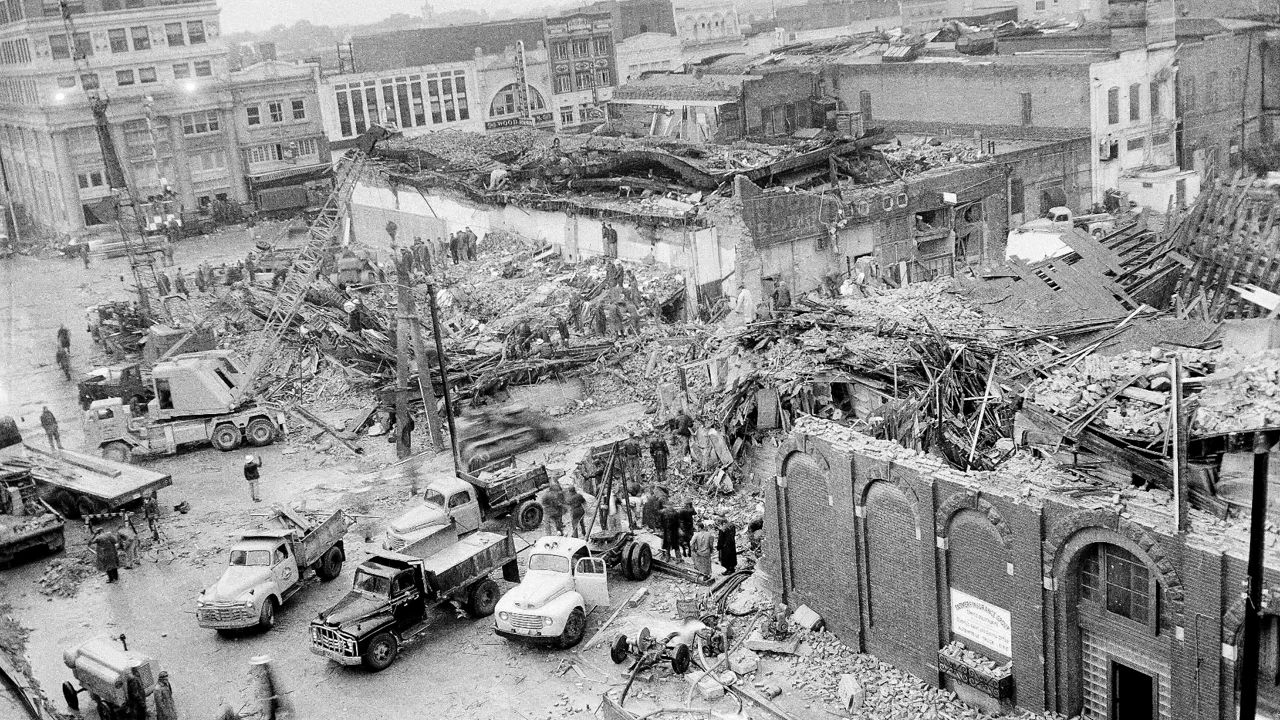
[629,542,653,581]
[610,634,630,664]
[244,417,276,447]
[316,546,343,581]
[49,490,78,518]
[363,632,398,672]
[559,607,587,649]
[621,542,636,580]
[76,496,107,519]
[211,423,242,451]
[62,681,79,711]
[257,598,276,631]
[101,441,131,463]
[671,643,691,674]
[466,578,501,618]
[514,500,543,532]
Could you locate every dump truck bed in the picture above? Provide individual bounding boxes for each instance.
[421,531,514,596]
[466,465,549,510]
[297,510,347,567]
[15,445,171,505]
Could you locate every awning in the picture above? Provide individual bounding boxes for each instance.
[246,162,332,188]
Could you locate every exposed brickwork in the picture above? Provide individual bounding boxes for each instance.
[756,419,1280,719]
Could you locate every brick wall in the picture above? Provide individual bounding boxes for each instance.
[758,419,1280,719]
[743,69,822,137]
[1177,31,1268,176]
[826,62,1091,133]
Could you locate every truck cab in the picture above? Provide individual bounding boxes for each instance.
[388,475,484,542]
[494,536,608,649]
[198,532,298,632]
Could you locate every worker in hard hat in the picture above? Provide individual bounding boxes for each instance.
[243,454,263,502]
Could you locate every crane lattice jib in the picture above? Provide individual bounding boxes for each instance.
[236,151,368,403]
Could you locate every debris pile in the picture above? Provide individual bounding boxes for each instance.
[36,555,96,598]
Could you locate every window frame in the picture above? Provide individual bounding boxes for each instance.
[165,22,184,47]
[172,62,190,79]
[1107,86,1120,125]
[130,25,150,51]
[291,98,306,120]
[115,69,135,86]
[246,105,261,126]
[138,66,156,84]
[1079,544,1160,632]
[1129,83,1141,122]
[268,100,283,123]
[193,60,212,77]
[187,20,206,45]
[108,28,128,54]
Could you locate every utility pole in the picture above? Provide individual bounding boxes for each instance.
[1238,429,1278,720]
[388,221,411,459]
[426,281,459,473]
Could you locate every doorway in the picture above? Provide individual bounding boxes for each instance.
[1110,662,1154,720]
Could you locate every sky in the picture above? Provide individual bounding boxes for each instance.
[218,0,478,33]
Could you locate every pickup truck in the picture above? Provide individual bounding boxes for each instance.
[197,507,351,634]
[0,468,65,567]
[383,462,550,550]
[310,531,520,671]
[0,417,172,520]
[493,536,609,648]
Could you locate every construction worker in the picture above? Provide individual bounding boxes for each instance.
[448,231,460,265]
[56,324,70,353]
[690,521,716,577]
[55,346,71,381]
[39,406,61,450]
[649,433,669,483]
[91,525,121,583]
[565,486,587,538]
[243,454,263,502]
[566,291,584,333]
[608,302,625,339]
[540,483,565,536]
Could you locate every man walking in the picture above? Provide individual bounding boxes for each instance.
[91,526,121,583]
[565,486,587,538]
[55,345,72,381]
[56,324,71,353]
[622,436,642,488]
[117,519,140,569]
[243,453,263,502]
[658,502,680,560]
[39,406,61,450]
[541,483,565,536]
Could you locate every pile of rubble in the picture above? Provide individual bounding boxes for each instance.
[879,136,985,173]
[35,555,96,598]
[1026,347,1280,438]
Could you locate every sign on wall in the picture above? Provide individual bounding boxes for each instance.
[949,588,1012,658]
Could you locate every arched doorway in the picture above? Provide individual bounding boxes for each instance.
[488,83,546,120]
[1061,541,1172,720]
[862,480,922,674]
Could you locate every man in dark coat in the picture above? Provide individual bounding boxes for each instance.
[92,526,121,583]
[658,503,680,560]
[676,501,695,559]
[541,484,565,535]
[717,519,738,574]
[39,406,61,450]
[649,434,669,483]
[622,436,642,487]
[449,232,460,265]
[567,291,584,332]
[56,324,70,352]
[772,281,792,311]
[55,346,72,381]
[565,486,587,538]
[589,300,607,337]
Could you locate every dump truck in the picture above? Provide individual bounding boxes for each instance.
[456,406,563,471]
[0,416,171,520]
[0,466,65,567]
[309,531,520,671]
[198,506,351,635]
[77,363,152,410]
[382,461,551,550]
[82,350,287,459]
[493,535,609,648]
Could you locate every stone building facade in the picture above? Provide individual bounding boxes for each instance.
[762,418,1280,720]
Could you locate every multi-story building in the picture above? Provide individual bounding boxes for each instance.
[0,0,234,234]
[546,11,617,131]
[0,0,330,235]
[672,0,742,45]
[228,59,331,211]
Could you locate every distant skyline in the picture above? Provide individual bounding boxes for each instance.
[218,0,562,33]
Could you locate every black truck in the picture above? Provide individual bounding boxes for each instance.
[309,530,519,671]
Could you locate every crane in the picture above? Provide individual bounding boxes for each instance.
[58,0,169,324]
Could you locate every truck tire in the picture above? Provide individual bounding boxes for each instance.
[49,490,78,518]
[244,417,276,447]
[559,607,586,649]
[211,423,242,451]
[670,643,691,674]
[316,546,343,581]
[514,500,543,532]
[629,542,653,581]
[101,441,131,463]
[257,598,276,631]
[610,634,629,664]
[363,632,398,672]
[466,578,501,618]
[62,681,79,711]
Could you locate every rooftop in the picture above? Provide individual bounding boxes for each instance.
[612,73,748,101]
[350,18,547,73]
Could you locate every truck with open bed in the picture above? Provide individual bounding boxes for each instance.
[309,530,520,671]
[383,460,550,550]
[198,506,351,634]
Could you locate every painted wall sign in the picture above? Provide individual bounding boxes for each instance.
[949,588,1012,657]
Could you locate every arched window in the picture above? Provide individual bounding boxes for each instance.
[1079,544,1156,625]
[489,84,546,118]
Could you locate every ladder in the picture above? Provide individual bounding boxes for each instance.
[237,152,367,401]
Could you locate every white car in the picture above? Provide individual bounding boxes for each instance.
[493,536,608,648]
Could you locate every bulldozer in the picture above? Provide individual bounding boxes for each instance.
[456,405,563,471]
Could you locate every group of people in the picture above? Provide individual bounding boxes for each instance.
[398,227,482,277]
[539,482,589,538]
